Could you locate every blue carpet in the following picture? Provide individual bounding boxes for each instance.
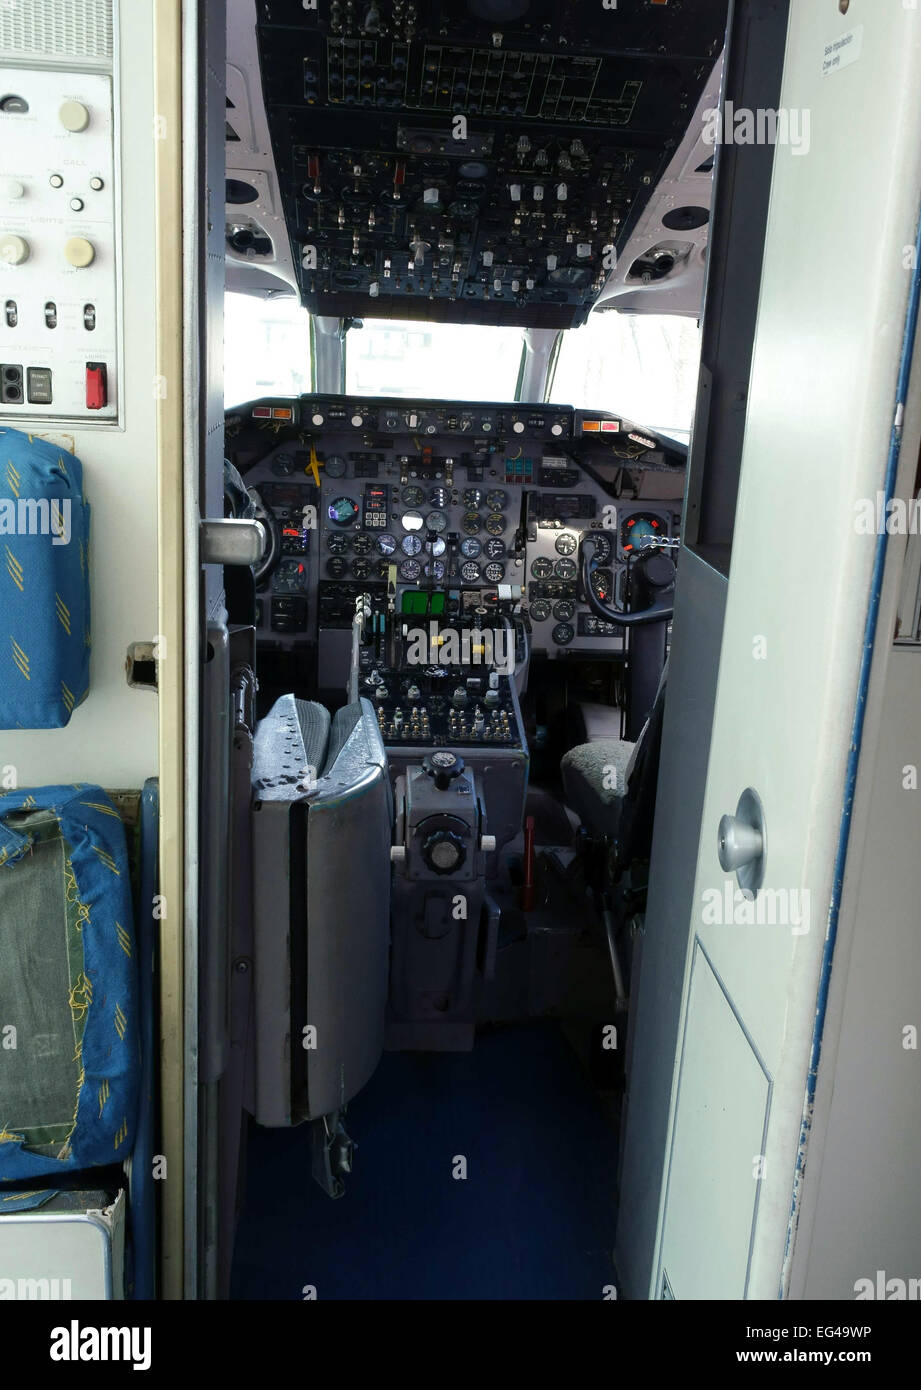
[230,1023,618,1300]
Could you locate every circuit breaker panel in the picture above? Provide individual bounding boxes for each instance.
[0,66,119,422]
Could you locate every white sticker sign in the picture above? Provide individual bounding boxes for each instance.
[822,25,863,77]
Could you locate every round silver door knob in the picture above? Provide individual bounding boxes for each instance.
[718,816,763,873]
[717,787,767,896]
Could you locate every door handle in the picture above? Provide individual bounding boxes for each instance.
[718,787,766,896]
[199,517,266,566]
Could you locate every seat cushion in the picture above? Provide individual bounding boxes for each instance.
[560,737,636,836]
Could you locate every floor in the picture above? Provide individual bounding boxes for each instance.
[230,1021,619,1300]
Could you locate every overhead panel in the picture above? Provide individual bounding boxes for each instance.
[254,0,728,328]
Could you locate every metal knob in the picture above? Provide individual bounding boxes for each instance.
[717,787,767,896]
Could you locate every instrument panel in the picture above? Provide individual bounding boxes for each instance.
[225,394,685,673]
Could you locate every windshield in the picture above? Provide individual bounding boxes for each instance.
[547,310,701,443]
[224,292,312,406]
[345,319,525,400]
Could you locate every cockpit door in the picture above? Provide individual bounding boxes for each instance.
[621,0,921,1299]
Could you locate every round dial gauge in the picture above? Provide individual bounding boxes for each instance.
[460,560,481,583]
[460,537,482,559]
[377,533,397,555]
[554,557,577,581]
[530,557,553,579]
[375,558,391,579]
[401,534,422,556]
[328,495,359,527]
[401,510,424,531]
[351,532,372,555]
[483,562,505,583]
[590,532,614,565]
[486,488,508,510]
[429,487,449,508]
[530,599,551,622]
[554,532,577,556]
[272,452,296,476]
[424,536,446,557]
[424,559,446,581]
[324,454,347,478]
[463,488,484,508]
[485,512,505,535]
[484,537,506,560]
[425,510,448,534]
[462,511,481,534]
[553,600,576,622]
[400,559,422,581]
[352,558,371,580]
[326,533,350,554]
[402,485,425,506]
[326,556,348,578]
[622,512,665,552]
[552,622,575,646]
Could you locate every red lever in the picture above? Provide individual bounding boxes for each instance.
[520,815,536,912]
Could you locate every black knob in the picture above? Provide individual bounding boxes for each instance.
[421,828,467,875]
[422,750,465,790]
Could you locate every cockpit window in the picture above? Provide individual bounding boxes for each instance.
[224,291,312,406]
[345,319,526,401]
[547,310,702,443]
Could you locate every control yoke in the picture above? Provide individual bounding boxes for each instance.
[580,533,675,628]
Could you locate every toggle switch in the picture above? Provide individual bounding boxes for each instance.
[85,362,107,410]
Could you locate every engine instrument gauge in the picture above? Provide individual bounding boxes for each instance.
[424,536,446,557]
[401,534,422,556]
[424,559,446,581]
[351,532,372,555]
[377,533,397,555]
[460,561,481,583]
[483,562,505,583]
[402,485,425,506]
[553,600,575,621]
[554,557,577,581]
[351,558,371,580]
[400,559,422,581]
[530,557,553,579]
[326,556,348,578]
[554,532,577,556]
[425,510,448,534]
[484,537,506,560]
[326,533,349,554]
[460,537,482,559]
[324,454,347,478]
[486,489,507,510]
[552,622,575,646]
[485,512,505,535]
[461,511,481,534]
[530,599,551,621]
[462,488,484,508]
